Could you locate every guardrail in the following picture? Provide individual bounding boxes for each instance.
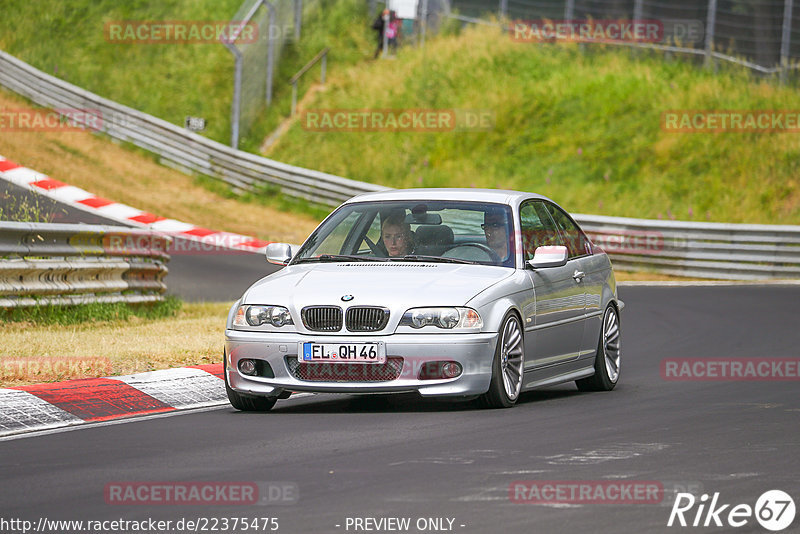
[0,50,388,207]
[575,214,800,280]
[0,222,170,307]
[1,51,799,280]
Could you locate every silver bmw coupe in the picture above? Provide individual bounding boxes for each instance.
[224,188,622,410]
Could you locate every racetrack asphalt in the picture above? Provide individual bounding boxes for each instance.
[1,285,798,533]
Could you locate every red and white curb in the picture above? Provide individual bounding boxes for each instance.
[0,154,275,253]
[0,364,227,437]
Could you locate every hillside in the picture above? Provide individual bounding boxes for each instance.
[1,3,799,224]
[266,24,800,224]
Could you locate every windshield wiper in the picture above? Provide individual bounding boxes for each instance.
[392,254,477,265]
[293,254,389,264]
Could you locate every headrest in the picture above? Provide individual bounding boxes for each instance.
[414,225,454,245]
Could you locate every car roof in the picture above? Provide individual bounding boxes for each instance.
[345,188,551,205]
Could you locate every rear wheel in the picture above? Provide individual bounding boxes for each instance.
[224,351,277,411]
[480,313,525,408]
[576,304,620,392]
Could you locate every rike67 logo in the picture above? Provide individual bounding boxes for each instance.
[668,490,795,531]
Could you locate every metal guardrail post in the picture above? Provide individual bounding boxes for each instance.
[294,0,302,40]
[223,0,271,149]
[420,0,429,49]
[704,0,718,69]
[633,0,643,22]
[226,47,243,149]
[780,0,794,84]
[564,0,575,20]
[266,0,277,105]
[499,0,507,20]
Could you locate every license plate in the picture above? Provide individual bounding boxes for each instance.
[299,342,386,363]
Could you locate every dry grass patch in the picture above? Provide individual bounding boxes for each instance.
[0,301,230,387]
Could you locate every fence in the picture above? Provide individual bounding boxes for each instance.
[431,0,800,77]
[0,222,170,307]
[224,0,312,148]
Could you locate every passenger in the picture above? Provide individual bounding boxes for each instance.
[381,212,413,257]
[482,208,510,260]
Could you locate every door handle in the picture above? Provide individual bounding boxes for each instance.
[573,270,585,282]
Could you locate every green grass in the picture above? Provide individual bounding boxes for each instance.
[0,0,374,148]
[265,25,800,224]
[2,296,182,326]
[0,183,65,222]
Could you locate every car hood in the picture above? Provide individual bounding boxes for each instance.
[243,262,515,309]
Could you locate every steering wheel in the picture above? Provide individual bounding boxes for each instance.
[442,243,501,263]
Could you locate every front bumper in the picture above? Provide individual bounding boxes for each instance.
[224,330,499,398]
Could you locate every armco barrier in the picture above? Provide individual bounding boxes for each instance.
[1,51,799,280]
[0,50,388,206]
[0,222,170,307]
[575,214,800,280]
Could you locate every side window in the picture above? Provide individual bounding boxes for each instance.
[544,203,591,258]
[519,201,564,260]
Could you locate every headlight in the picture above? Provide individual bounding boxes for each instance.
[399,307,482,330]
[234,305,294,327]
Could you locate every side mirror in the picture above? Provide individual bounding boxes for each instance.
[527,245,568,269]
[266,243,293,265]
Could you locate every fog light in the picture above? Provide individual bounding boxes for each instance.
[238,359,257,376]
[419,360,463,380]
[441,362,462,378]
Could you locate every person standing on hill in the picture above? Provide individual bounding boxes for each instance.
[386,11,401,52]
[371,10,387,59]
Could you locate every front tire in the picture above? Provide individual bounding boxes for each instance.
[576,304,620,392]
[224,351,277,411]
[480,313,525,408]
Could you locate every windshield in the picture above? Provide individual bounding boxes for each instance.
[292,200,516,267]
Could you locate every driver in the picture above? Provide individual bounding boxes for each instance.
[381,212,413,257]
[483,208,510,261]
